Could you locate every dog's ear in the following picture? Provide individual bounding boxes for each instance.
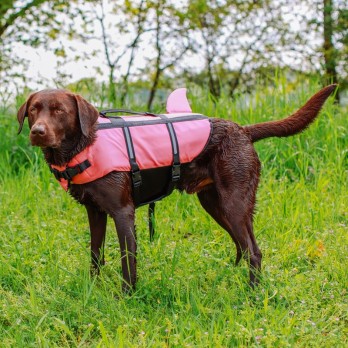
[17,98,31,134]
[17,93,38,134]
[17,102,27,134]
[74,94,100,136]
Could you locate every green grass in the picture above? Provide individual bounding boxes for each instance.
[0,79,347,347]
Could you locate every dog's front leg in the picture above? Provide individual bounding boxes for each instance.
[112,204,137,293]
[86,204,107,274]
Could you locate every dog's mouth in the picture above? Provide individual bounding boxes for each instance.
[30,134,60,149]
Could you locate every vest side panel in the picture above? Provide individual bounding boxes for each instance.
[173,119,211,163]
[130,124,173,169]
[70,128,131,184]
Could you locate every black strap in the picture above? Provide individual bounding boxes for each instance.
[146,115,181,240]
[106,116,143,205]
[50,160,91,181]
[160,114,181,189]
[167,123,181,181]
[98,110,185,240]
[97,114,207,130]
[100,109,158,117]
[122,125,142,206]
[148,202,156,242]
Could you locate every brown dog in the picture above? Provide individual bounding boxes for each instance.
[17,85,336,292]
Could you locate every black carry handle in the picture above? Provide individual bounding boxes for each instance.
[99,109,158,117]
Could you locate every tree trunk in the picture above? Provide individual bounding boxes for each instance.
[108,65,116,104]
[147,68,161,111]
[207,55,220,99]
[323,0,339,101]
[147,2,162,111]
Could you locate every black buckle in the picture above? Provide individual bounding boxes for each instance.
[132,170,142,187]
[50,167,61,181]
[62,167,77,180]
[50,160,91,182]
[172,164,181,181]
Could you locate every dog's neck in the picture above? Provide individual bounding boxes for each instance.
[42,127,97,166]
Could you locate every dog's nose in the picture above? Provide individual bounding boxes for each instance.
[31,124,46,136]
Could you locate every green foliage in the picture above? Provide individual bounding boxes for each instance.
[2,0,348,108]
[0,78,347,346]
[0,0,101,100]
[0,114,42,180]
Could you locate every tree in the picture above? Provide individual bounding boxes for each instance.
[0,1,47,37]
[183,0,300,98]
[336,2,348,83]
[1,1,51,99]
[145,0,190,110]
[323,0,338,87]
[283,0,347,92]
[0,0,102,100]
[81,0,155,105]
[327,0,348,92]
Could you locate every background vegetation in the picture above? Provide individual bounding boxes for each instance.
[1,0,347,107]
[0,0,347,346]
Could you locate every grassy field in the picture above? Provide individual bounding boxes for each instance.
[0,79,347,347]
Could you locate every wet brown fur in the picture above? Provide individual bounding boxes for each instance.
[17,85,336,292]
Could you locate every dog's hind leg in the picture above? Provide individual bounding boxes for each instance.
[244,216,262,287]
[197,187,242,265]
[197,187,262,287]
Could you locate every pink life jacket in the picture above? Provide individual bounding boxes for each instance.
[50,89,212,202]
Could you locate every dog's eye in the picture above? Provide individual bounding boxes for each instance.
[55,109,64,115]
[29,106,36,113]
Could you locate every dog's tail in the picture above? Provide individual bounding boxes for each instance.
[244,84,337,143]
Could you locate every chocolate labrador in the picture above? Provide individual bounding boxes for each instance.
[17,85,336,292]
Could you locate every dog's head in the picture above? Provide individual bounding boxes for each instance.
[17,89,99,148]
